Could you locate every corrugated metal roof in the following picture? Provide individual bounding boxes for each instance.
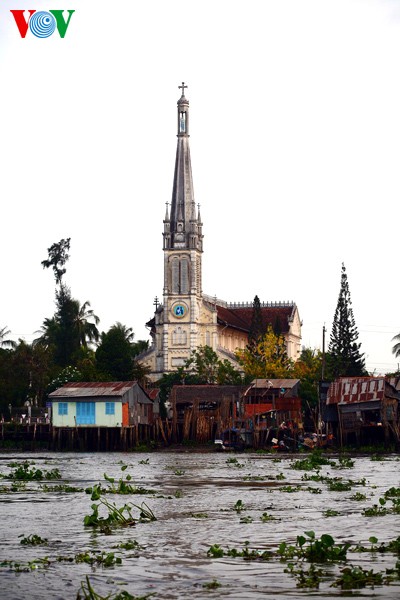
[49,381,138,398]
[251,379,300,389]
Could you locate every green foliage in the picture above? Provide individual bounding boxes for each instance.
[291,450,335,471]
[83,472,156,530]
[185,345,243,384]
[76,576,153,600]
[328,263,366,378]
[41,238,71,286]
[96,323,138,381]
[19,534,48,546]
[323,509,340,517]
[236,325,293,379]
[5,461,61,481]
[350,492,367,501]
[284,562,324,588]
[248,295,265,348]
[208,541,272,561]
[202,580,221,590]
[278,531,350,563]
[362,497,389,516]
[332,565,385,589]
[260,512,277,522]
[47,365,82,394]
[233,499,245,512]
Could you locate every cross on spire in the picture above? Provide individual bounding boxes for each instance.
[178,81,187,96]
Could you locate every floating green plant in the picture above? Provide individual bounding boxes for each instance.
[86,466,156,496]
[41,484,84,493]
[5,461,61,481]
[260,512,277,522]
[385,487,400,498]
[84,485,156,529]
[19,534,48,546]
[233,499,245,512]
[191,512,208,519]
[328,481,352,492]
[278,531,350,563]
[240,515,253,523]
[332,456,355,469]
[350,492,367,501]
[279,485,302,493]
[331,565,385,589]
[113,539,142,551]
[76,576,154,599]
[291,451,335,471]
[323,509,340,517]
[207,541,272,560]
[202,579,221,590]
[284,562,324,588]
[0,557,51,572]
[363,498,389,516]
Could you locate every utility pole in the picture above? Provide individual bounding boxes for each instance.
[321,324,326,381]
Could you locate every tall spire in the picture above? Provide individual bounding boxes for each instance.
[166,82,202,252]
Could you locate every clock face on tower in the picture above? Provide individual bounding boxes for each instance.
[172,303,186,318]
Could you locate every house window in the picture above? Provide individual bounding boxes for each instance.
[105,402,115,415]
[58,403,68,416]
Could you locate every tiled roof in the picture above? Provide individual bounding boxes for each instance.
[216,304,294,334]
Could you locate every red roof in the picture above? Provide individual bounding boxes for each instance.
[216,304,294,334]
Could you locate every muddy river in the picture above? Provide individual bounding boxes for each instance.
[0,451,399,599]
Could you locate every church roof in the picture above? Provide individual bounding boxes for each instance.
[216,303,296,334]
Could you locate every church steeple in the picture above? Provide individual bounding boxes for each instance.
[165,82,203,252]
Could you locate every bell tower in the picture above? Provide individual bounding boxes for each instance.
[158,83,204,372]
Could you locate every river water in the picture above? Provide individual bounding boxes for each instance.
[1,451,400,599]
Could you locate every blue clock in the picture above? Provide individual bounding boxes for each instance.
[173,304,186,318]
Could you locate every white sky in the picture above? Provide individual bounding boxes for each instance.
[1,0,399,375]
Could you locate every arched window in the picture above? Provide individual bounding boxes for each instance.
[172,326,187,346]
[172,258,179,294]
[170,257,190,294]
[181,258,189,293]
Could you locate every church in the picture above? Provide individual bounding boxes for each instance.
[140,84,302,381]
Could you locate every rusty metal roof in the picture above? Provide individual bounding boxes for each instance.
[49,381,138,398]
[251,379,300,389]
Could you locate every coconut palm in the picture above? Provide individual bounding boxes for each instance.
[392,333,400,358]
[0,326,16,349]
[71,300,100,347]
[110,322,135,344]
[33,317,59,348]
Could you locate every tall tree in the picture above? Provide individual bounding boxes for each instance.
[391,333,400,359]
[0,326,16,349]
[248,295,264,348]
[236,325,293,379]
[96,323,136,380]
[328,263,365,378]
[41,239,99,367]
[185,345,244,384]
[41,238,71,286]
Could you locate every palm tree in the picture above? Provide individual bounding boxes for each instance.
[392,333,400,358]
[110,322,135,344]
[71,300,100,347]
[33,317,59,348]
[0,326,16,349]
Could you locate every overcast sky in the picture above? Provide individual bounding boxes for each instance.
[1,0,399,374]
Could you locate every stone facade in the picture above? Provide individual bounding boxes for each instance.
[140,85,302,381]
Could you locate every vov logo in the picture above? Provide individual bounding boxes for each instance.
[11,10,75,38]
